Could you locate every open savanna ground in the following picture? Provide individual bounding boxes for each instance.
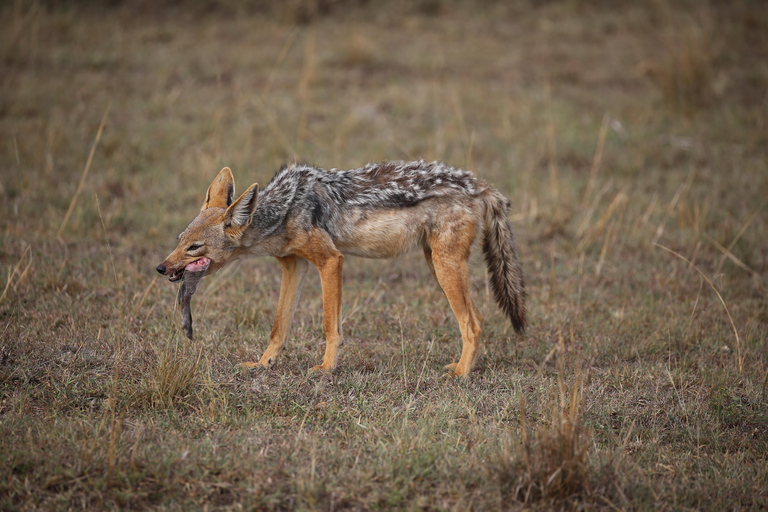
[1,1,767,509]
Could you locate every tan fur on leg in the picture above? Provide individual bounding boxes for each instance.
[290,228,344,373]
[423,246,438,284]
[429,222,483,377]
[249,255,309,369]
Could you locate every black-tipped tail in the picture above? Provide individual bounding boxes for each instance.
[482,193,526,333]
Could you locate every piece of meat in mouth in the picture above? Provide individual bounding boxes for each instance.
[177,257,211,340]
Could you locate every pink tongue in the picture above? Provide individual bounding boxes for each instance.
[185,257,211,273]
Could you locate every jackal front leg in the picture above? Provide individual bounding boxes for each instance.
[287,228,345,374]
[242,256,308,370]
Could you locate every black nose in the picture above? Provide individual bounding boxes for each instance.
[156,264,166,275]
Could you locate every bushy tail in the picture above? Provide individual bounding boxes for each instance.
[482,191,526,334]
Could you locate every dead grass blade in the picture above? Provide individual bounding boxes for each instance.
[465,129,475,172]
[449,87,469,148]
[13,135,20,167]
[342,277,383,325]
[713,200,765,275]
[413,336,436,398]
[0,243,31,305]
[578,190,628,252]
[576,179,614,240]
[547,247,555,308]
[58,103,111,237]
[251,94,296,160]
[702,232,759,278]
[654,243,743,372]
[651,172,694,245]
[682,240,702,282]
[134,276,158,312]
[545,81,560,202]
[262,26,300,101]
[579,113,610,216]
[296,27,316,155]
[596,220,620,276]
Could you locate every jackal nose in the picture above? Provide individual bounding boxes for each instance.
[156,264,167,275]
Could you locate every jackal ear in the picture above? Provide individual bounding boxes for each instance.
[224,183,259,229]
[202,167,236,210]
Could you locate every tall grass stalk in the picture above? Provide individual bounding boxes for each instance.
[545,81,560,203]
[655,243,743,373]
[714,200,765,275]
[0,243,31,304]
[296,28,316,156]
[58,103,111,237]
[579,113,610,218]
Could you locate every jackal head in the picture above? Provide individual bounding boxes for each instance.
[156,167,259,282]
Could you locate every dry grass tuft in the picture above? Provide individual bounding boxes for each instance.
[142,322,203,409]
[647,19,718,111]
[495,332,591,505]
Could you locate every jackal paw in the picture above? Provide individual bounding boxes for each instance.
[309,364,334,375]
[239,361,268,372]
[443,363,468,378]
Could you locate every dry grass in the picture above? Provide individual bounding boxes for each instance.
[647,17,717,111]
[1,1,767,510]
[495,331,591,506]
[142,330,204,409]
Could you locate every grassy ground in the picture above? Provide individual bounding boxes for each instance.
[2,1,767,510]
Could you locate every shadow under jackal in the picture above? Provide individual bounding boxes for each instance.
[157,160,526,377]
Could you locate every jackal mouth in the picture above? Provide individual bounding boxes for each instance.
[168,257,212,283]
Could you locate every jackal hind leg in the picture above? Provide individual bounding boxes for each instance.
[312,253,344,374]
[430,231,483,378]
[243,256,309,370]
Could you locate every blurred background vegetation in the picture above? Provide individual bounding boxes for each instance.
[1,0,766,509]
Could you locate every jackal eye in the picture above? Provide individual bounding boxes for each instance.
[187,242,203,251]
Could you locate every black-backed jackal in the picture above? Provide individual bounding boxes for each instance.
[157,161,526,377]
